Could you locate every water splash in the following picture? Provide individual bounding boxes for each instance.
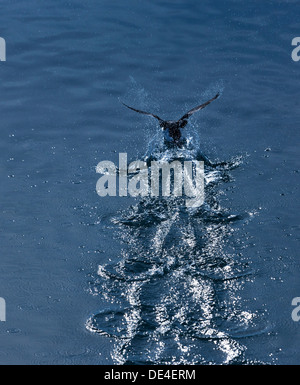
[87,121,269,365]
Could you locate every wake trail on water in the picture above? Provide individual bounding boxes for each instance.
[86,90,271,365]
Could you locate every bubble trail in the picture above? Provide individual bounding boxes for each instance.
[86,123,269,365]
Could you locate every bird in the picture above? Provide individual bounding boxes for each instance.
[122,93,220,144]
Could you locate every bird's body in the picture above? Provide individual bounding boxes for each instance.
[122,93,219,145]
[163,121,183,143]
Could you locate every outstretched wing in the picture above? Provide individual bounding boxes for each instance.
[122,102,163,123]
[179,93,220,121]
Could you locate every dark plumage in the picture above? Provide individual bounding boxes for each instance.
[122,93,220,143]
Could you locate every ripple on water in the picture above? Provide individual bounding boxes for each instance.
[86,144,269,364]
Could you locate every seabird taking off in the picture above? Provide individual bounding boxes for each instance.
[122,93,220,144]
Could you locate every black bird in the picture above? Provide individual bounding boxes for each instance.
[122,93,220,144]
